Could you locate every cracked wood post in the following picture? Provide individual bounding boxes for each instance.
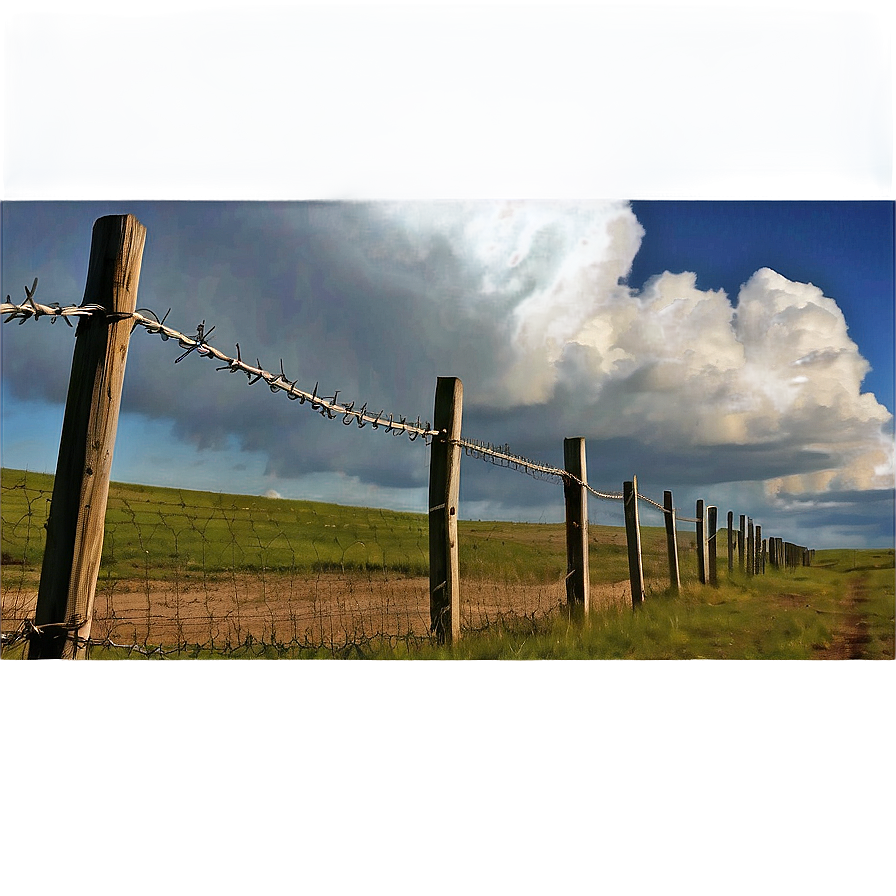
[428,376,463,644]
[696,499,706,585]
[707,505,718,587]
[738,514,745,572]
[28,214,146,660]
[623,477,645,607]
[563,437,590,621]
[663,490,680,593]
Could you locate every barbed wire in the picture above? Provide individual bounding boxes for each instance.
[452,438,626,501]
[2,283,438,443]
[637,494,666,513]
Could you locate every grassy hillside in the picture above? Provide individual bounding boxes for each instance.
[0,468,697,587]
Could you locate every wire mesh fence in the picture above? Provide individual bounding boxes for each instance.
[1,469,697,658]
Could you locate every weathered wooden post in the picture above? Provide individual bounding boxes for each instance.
[28,214,146,660]
[776,537,784,570]
[746,518,754,577]
[727,510,734,572]
[707,505,718,587]
[563,437,590,620]
[663,490,680,593]
[696,500,706,585]
[738,514,745,572]
[755,525,762,575]
[623,478,645,607]
[428,376,463,644]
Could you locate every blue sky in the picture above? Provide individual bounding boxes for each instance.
[1,4,893,555]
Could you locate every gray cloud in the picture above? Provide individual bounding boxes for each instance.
[2,201,893,547]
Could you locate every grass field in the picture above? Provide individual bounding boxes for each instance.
[2,468,892,659]
[0,468,695,584]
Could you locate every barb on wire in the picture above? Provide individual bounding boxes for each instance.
[2,279,105,326]
[2,286,438,446]
[454,437,566,483]
[453,437,625,500]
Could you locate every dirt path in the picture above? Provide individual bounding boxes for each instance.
[822,576,874,659]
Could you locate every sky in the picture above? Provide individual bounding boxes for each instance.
[2,6,892,552]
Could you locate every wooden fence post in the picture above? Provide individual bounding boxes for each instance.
[746,517,756,576]
[28,214,146,660]
[563,437,590,620]
[696,500,706,585]
[738,514,745,571]
[707,505,718,587]
[428,376,463,644]
[663,490,680,593]
[755,525,762,575]
[727,510,734,572]
[623,478,645,607]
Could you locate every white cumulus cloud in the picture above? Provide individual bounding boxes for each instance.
[374,201,894,498]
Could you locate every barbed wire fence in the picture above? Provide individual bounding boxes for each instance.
[2,251,812,658]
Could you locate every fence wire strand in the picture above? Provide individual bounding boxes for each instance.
[2,287,438,443]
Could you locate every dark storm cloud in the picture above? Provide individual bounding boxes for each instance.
[2,200,893,546]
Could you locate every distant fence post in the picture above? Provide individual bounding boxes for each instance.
[738,515,745,571]
[28,214,146,660]
[727,510,734,572]
[746,518,754,577]
[707,505,718,587]
[663,490,680,593]
[563,437,590,620]
[428,376,463,644]
[696,500,706,585]
[623,478,645,607]
[755,525,762,575]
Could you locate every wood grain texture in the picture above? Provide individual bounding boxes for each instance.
[30,215,146,659]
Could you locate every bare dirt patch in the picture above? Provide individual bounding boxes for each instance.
[2,573,635,650]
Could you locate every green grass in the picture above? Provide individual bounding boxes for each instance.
[3,468,892,660]
[0,467,693,587]
[364,553,895,659]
